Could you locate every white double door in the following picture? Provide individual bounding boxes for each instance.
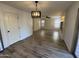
[4,12,19,46]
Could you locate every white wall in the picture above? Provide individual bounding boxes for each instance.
[64,2,79,52]
[19,11,32,39]
[0,3,33,50]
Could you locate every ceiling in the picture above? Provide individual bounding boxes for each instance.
[1,1,74,17]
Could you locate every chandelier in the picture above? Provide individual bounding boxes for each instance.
[31,1,41,18]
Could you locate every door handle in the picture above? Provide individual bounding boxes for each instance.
[8,31,10,32]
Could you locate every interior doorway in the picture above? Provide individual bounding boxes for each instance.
[4,12,19,46]
[41,20,45,29]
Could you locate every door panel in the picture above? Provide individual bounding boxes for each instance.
[4,12,19,46]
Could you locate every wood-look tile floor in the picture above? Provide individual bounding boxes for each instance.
[0,30,73,58]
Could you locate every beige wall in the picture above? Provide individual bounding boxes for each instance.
[0,3,33,50]
[44,17,61,30]
[64,2,79,52]
[44,18,54,30]
[33,18,41,31]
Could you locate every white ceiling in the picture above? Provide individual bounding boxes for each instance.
[1,1,74,17]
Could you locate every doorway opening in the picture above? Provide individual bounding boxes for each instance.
[41,19,45,29]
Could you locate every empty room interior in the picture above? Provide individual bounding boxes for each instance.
[0,1,79,58]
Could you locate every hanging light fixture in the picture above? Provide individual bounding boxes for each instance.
[31,1,41,18]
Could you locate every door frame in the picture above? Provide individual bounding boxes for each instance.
[71,8,79,58]
[0,29,4,52]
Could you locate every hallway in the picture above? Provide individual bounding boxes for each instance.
[0,29,73,58]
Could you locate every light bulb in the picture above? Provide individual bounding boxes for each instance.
[36,12,38,16]
[37,13,40,16]
[33,13,36,16]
